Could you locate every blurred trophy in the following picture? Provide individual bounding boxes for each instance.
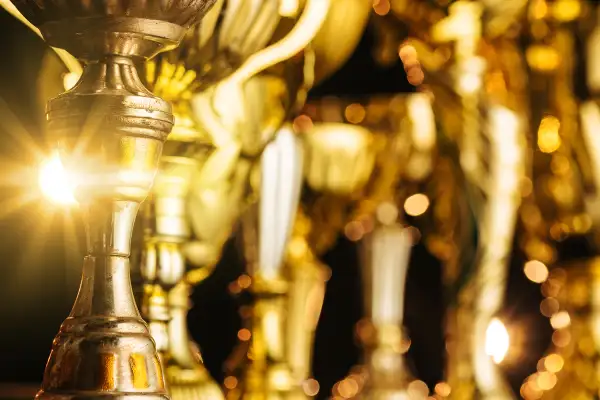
[137,1,334,398]
[430,7,527,399]
[1,0,220,397]
[298,92,436,399]
[374,1,529,398]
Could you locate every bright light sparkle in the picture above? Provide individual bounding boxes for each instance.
[38,152,77,206]
[485,318,510,364]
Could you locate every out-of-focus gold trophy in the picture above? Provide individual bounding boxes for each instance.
[221,2,372,398]
[141,5,327,396]
[373,1,529,398]
[358,219,414,399]
[236,125,306,399]
[294,92,436,399]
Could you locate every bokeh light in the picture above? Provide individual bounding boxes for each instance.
[404,193,430,216]
[524,260,549,283]
[485,318,510,364]
[38,151,77,206]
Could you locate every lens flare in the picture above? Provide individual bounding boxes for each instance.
[485,318,510,364]
[38,152,77,206]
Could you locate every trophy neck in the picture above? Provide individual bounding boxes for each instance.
[85,200,139,257]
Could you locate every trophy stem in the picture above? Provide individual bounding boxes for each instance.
[39,199,168,399]
[359,223,413,399]
[244,294,297,398]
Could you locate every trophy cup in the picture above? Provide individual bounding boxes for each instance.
[431,9,527,399]
[25,1,330,397]
[296,93,436,399]
[219,2,372,396]
[2,0,222,397]
[159,50,313,400]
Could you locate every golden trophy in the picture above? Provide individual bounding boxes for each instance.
[1,0,221,397]
[141,11,325,397]
[232,125,305,399]
[373,1,529,398]
[27,1,332,398]
[295,92,436,399]
[160,50,313,400]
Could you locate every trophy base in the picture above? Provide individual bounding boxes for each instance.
[36,391,169,400]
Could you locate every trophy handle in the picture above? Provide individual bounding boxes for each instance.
[210,0,330,115]
[227,0,330,86]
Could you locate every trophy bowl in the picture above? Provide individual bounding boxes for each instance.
[9,0,216,59]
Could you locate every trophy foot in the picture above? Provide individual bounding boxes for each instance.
[36,392,168,400]
[37,315,169,400]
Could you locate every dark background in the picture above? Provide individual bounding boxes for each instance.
[0,10,548,399]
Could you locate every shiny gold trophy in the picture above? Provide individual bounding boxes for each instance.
[3,0,220,398]
[24,1,327,397]
[351,91,437,398]
[223,2,372,397]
